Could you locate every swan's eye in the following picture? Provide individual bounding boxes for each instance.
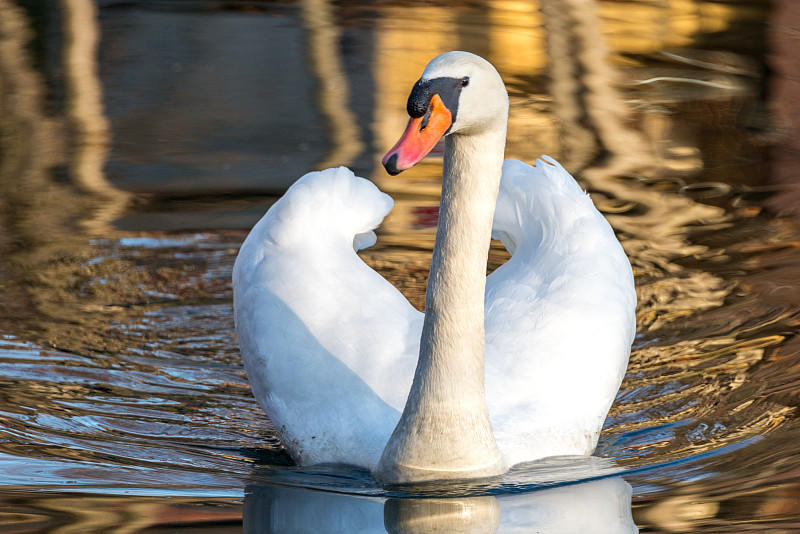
[461,77,470,87]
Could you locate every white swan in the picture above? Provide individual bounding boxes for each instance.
[233,51,636,484]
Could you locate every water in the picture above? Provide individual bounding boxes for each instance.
[1,0,799,531]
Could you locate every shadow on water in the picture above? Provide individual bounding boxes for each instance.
[1,0,800,532]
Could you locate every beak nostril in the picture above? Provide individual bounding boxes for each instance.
[420,106,433,131]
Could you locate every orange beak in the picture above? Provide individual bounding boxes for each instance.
[382,94,453,175]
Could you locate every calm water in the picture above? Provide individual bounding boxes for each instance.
[2,0,800,531]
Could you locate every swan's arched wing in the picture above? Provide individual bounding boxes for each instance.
[233,167,422,468]
[485,158,637,464]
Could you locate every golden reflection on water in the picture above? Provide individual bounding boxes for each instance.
[0,0,799,531]
[0,491,242,533]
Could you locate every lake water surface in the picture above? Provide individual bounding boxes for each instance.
[2,0,800,532]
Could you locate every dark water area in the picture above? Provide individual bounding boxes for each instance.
[2,0,800,532]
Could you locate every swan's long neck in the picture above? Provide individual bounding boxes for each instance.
[423,131,504,396]
[376,126,507,484]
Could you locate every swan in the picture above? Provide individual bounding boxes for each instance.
[233,51,636,484]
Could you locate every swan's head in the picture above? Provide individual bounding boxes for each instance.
[382,51,509,175]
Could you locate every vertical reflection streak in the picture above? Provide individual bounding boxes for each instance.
[300,0,365,170]
[60,0,128,228]
[541,0,651,174]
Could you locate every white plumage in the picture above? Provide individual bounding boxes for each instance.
[233,159,635,471]
[233,52,636,482]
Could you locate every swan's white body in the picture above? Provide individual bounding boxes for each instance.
[233,52,636,483]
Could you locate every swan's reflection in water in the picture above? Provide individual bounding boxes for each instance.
[244,477,636,533]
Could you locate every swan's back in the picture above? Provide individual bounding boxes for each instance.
[486,157,636,465]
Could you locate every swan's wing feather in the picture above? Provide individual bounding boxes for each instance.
[486,157,637,463]
[233,167,421,468]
